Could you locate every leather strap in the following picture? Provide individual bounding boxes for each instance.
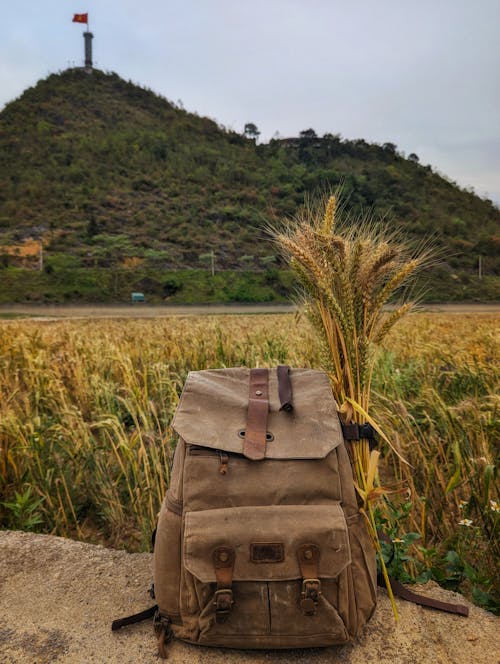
[154,610,173,658]
[243,368,269,460]
[378,574,469,617]
[297,544,322,615]
[341,423,361,440]
[376,532,468,617]
[111,604,158,631]
[277,365,293,412]
[213,546,235,623]
[297,544,320,579]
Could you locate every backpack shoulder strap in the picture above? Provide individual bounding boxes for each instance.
[376,531,469,616]
[111,604,158,631]
[378,575,469,617]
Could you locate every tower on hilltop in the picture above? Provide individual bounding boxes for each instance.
[72,13,93,72]
[83,31,93,71]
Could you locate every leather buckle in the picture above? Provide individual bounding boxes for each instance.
[153,609,173,658]
[300,578,322,615]
[213,588,234,623]
[153,609,172,635]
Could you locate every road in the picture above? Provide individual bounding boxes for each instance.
[0,302,499,319]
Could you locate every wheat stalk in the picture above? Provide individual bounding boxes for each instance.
[270,193,434,619]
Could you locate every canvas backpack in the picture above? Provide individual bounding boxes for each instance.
[112,365,468,656]
[153,365,377,654]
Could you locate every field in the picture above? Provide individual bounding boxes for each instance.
[0,312,498,610]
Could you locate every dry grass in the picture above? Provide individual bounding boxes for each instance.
[0,315,316,548]
[0,312,498,605]
[373,315,499,600]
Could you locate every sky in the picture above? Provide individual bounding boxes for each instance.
[2,1,500,204]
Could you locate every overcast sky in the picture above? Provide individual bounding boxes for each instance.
[2,1,500,204]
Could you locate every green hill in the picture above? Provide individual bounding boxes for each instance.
[0,68,498,303]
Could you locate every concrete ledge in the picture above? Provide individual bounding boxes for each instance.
[0,530,497,663]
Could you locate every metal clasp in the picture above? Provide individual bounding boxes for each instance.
[300,578,322,615]
[213,588,234,623]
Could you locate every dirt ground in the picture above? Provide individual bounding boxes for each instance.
[1,530,498,664]
[0,303,499,319]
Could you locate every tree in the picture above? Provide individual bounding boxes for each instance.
[199,251,215,276]
[323,132,341,142]
[408,153,420,163]
[299,128,317,139]
[243,123,260,141]
[86,215,99,238]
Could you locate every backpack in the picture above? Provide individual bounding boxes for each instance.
[112,365,468,656]
[153,365,376,653]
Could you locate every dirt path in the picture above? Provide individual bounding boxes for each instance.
[0,304,295,319]
[1,303,499,319]
[1,531,498,663]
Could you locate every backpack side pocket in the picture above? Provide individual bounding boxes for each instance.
[154,491,182,625]
[343,512,377,637]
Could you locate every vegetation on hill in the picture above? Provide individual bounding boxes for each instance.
[0,68,498,302]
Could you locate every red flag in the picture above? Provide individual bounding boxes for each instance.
[72,13,88,24]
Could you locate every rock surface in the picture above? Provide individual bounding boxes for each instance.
[0,530,498,663]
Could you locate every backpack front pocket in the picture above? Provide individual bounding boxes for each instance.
[181,503,351,648]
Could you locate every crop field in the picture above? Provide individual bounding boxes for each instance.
[0,312,498,609]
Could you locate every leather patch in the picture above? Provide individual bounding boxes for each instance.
[250,542,284,563]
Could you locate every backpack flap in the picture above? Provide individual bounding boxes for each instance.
[184,503,351,583]
[172,367,343,460]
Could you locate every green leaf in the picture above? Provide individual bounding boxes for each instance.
[445,465,461,494]
[403,532,421,545]
[471,587,500,615]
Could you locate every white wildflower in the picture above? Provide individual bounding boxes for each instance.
[458,518,473,527]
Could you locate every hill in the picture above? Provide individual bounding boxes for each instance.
[0,68,498,302]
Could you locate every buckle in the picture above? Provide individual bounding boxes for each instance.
[342,422,378,449]
[153,609,173,659]
[153,609,172,637]
[213,589,234,623]
[300,578,322,615]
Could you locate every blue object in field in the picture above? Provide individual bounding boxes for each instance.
[131,292,145,303]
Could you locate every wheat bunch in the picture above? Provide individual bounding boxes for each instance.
[270,193,433,617]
